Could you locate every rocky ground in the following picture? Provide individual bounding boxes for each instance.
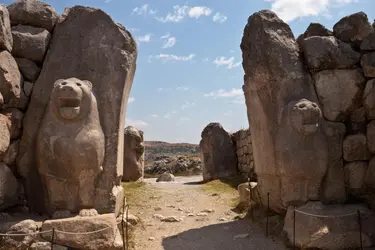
[123,175,287,250]
[144,155,201,177]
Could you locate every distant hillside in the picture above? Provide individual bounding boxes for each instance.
[144,141,200,162]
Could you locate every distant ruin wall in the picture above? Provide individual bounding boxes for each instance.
[231,128,255,180]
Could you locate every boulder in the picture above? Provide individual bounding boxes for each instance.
[333,11,373,48]
[200,123,237,182]
[361,52,375,77]
[0,162,18,211]
[3,219,37,249]
[0,114,11,159]
[41,213,123,250]
[367,120,375,154]
[343,134,370,162]
[0,4,12,52]
[240,10,318,211]
[361,31,375,51]
[7,0,59,32]
[364,79,375,120]
[365,157,375,191]
[3,140,19,166]
[3,108,24,139]
[283,202,375,249]
[313,69,366,121]
[16,6,137,214]
[0,50,22,105]
[301,36,360,71]
[321,122,347,204]
[15,57,41,82]
[156,172,175,182]
[301,22,333,38]
[345,161,367,196]
[11,25,51,63]
[122,126,144,182]
[348,107,366,134]
[23,81,33,97]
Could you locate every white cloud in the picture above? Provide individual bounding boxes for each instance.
[204,88,243,98]
[176,86,190,91]
[149,53,196,63]
[213,56,241,69]
[180,101,196,110]
[132,4,157,16]
[128,97,135,103]
[151,114,159,118]
[212,12,227,23]
[156,5,212,23]
[126,118,148,128]
[265,0,358,22]
[136,34,152,43]
[160,33,176,49]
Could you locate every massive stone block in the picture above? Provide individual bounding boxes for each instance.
[0,162,18,211]
[240,10,320,211]
[36,78,105,216]
[0,4,12,52]
[122,126,144,182]
[199,123,237,182]
[17,6,137,214]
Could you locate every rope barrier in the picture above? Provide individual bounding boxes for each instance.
[0,229,53,237]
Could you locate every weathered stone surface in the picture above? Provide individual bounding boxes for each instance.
[0,162,18,211]
[0,114,11,159]
[17,6,137,214]
[123,126,144,182]
[313,69,366,121]
[0,50,22,105]
[36,78,105,216]
[156,172,175,182]
[343,134,370,161]
[7,0,59,32]
[11,25,51,63]
[333,11,374,48]
[284,202,375,249]
[23,81,33,97]
[348,107,366,134]
[345,161,367,196]
[361,52,375,77]
[41,213,123,250]
[15,57,41,82]
[3,108,24,139]
[0,4,12,52]
[276,99,328,207]
[3,140,19,166]
[361,31,375,51]
[301,36,360,71]
[367,120,375,154]
[321,122,347,204]
[241,10,318,211]
[200,123,237,182]
[365,157,375,191]
[363,79,375,120]
[3,219,37,249]
[302,22,333,38]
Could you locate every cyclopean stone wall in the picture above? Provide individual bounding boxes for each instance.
[0,0,137,218]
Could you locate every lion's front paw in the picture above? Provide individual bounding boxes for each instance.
[79,209,98,217]
[52,210,72,219]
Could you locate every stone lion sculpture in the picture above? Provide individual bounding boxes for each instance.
[275,99,328,207]
[122,126,145,182]
[36,78,105,218]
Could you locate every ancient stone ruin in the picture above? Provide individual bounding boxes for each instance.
[241,10,375,248]
[231,128,255,181]
[122,126,145,182]
[0,0,136,249]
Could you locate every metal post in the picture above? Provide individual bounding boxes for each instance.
[293,207,296,250]
[248,178,253,220]
[51,228,55,250]
[266,192,269,237]
[126,205,129,250]
[122,197,126,250]
[358,210,363,250]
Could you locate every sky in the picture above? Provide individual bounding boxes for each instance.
[4,0,375,143]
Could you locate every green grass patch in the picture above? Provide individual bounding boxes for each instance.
[122,181,161,209]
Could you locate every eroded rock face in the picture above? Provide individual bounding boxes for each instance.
[301,36,360,71]
[343,134,370,162]
[17,6,137,214]
[36,78,105,216]
[362,52,375,77]
[345,161,367,196]
[3,219,38,249]
[122,126,144,182]
[361,32,375,51]
[3,140,19,166]
[11,25,51,63]
[156,172,175,182]
[241,10,319,210]
[0,4,12,52]
[0,114,11,159]
[0,162,18,211]
[15,58,41,82]
[364,79,375,119]
[367,121,375,154]
[333,11,373,48]
[313,69,366,121]
[199,123,237,182]
[0,50,22,106]
[276,99,328,206]
[7,0,59,32]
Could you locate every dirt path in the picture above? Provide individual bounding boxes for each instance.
[124,175,288,250]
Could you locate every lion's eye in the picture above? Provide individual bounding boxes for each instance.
[312,103,317,108]
[76,83,82,87]
[61,82,67,86]
[298,103,306,108]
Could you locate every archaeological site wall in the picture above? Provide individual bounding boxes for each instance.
[241,10,375,248]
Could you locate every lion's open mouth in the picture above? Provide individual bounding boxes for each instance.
[59,97,81,119]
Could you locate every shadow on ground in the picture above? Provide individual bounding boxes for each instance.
[161,218,287,250]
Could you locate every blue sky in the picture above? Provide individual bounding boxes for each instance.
[5,0,375,143]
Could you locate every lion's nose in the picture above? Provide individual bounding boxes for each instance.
[62,85,74,92]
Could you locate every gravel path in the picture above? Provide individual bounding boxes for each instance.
[129,175,288,250]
